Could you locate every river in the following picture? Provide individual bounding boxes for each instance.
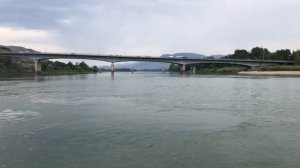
[0,72,300,168]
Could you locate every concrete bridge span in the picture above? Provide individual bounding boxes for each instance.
[0,52,295,74]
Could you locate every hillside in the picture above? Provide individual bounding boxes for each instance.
[0,45,98,74]
[0,45,40,54]
[0,45,35,72]
[161,53,206,59]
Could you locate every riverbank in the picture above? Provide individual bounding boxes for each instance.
[238,71,300,76]
[0,71,98,78]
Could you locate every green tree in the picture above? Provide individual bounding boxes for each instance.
[233,49,250,59]
[79,61,89,70]
[67,62,75,70]
[291,50,300,65]
[271,49,291,60]
[92,66,99,72]
[46,64,54,71]
[53,61,66,70]
[251,47,270,60]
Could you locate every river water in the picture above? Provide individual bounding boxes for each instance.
[0,72,300,168]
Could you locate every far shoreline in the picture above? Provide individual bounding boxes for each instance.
[238,71,300,76]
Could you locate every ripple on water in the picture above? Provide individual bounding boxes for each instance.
[27,123,61,135]
[30,97,99,105]
[0,109,41,128]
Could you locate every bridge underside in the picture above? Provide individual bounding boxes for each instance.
[40,57,286,66]
[34,58,288,74]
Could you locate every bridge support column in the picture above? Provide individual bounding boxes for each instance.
[111,63,115,73]
[192,67,196,74]
[180,64,186,72]
[34,60,41,75]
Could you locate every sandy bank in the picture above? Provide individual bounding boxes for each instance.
[238,71,300,76]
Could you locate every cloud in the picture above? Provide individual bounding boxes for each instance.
[0,27,49,41]
[0,26,63,52]
[56,19,73,26]
[1,0,300,58]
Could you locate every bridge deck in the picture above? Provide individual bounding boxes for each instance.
[0,52,295,67]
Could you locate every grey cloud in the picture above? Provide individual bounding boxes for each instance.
[1,0,300,55]
[0,0,96,28]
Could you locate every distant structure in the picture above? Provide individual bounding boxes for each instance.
[0,52,294,74]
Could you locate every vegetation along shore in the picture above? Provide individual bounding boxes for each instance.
[169,47,300,75]
[0,45,99,75]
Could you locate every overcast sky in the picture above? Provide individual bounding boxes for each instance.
[1,0,300,63]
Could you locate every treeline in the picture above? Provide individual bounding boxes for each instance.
[169,47,300,73]
[1,46,99,74]
[42,61,98,73]
[169,63,246,74]
[225,47,300,65]
[0,58,99,74]
[0,57,34,72]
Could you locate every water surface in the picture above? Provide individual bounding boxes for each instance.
[0,72,300,168]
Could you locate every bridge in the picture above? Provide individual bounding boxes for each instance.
[0,52,295,74]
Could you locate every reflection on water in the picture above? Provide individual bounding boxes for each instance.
[0,72,300,168]
[0,109,41,128]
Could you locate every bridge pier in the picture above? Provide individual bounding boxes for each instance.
[192,66,196,74]
[111,63,115,73]
[180,64,186,72]
[34,60,41,75]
